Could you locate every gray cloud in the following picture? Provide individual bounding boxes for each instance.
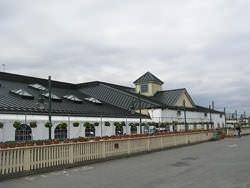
[1,0,250,114]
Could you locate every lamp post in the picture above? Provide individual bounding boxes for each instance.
[48,76,52,140]
[183,100,188,132]
[209,104,212,129]
[129,92,142,134]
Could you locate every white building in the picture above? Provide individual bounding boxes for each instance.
[0,71,225,142]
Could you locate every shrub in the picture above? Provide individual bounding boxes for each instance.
[129,122,134,127]
[59,122,67,129]
[121,121,126,127]
[104,121,110,127]
[114,122,120,127]
[94,122,99,127]
[134,123,140,127]
[45,122,52,128]
[73,121,80,127]
[13,121,21,129]
[30,121,37,128]
[83,122,91,128]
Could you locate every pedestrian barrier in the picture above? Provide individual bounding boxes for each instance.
[0,132,213,178]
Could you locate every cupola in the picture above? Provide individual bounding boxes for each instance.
[133,72,164,96]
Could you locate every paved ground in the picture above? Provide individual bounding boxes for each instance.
[1,136,250,188]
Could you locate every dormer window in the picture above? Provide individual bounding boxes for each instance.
[29,84,46,91]
[140,84,148,93]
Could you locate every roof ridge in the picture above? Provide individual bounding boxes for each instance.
[0,71,76,88]
[133,72,164,85]
[157,88,186,93]
[99,83,161,106]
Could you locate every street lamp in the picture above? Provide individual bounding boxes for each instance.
[183,100,188,132]
[36,76,52,140]
[129,93,142,134]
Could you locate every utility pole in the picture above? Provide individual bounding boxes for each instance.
[48,76,52,140]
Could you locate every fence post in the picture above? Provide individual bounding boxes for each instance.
[69,144,74,164]
[23,148,31,171]
[102,141,106,158]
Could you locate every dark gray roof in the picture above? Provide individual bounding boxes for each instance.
[78,82,161,110]
[133,72,164,85]
[151,89,195,107]
[0,72,146,118]
[0,72,224,117]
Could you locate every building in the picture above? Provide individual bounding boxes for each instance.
[0,71,225,142]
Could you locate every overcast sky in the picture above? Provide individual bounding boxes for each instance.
[1,0,250,114]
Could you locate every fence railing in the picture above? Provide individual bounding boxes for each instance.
[0,132,213,177]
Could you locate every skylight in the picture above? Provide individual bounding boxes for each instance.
[63,95,82,103]
[29,83,46,91]
[42,93,62,101]
[10,89,34,99]
[84,97,102,104]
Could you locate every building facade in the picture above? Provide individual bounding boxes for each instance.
[0,72,225,142]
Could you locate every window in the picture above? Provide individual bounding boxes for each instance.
[84,97,102,104]
[85,126,95,137]
[63,95,82,103]
[140,84,148,93]
[15,124,32,141]
[54,125,67,140]
[29,84,46,91]
[220,114,223,118]
[10,89,34,99]
[204,113,208,117]
[42,93,62,101]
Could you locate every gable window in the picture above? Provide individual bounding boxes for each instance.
[140,84,148,93]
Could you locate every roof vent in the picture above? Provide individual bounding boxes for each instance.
[63,95,82,103]
[29,83,46,91]
[42,93,62,101]
[10,89,34,99]
[84,97,102,104]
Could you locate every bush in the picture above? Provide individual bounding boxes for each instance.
[45,122,52,128]
[94,122,99,127]
[73,122,80,127]
[134,123,140,127]
[121,121,126,127]
[84,122,91,128]
[104,121,110,127]
[114,122,120,127]
[59,122,67,129]
[129,122,134,127]
[13,121,21,129]
[30,121,37,128]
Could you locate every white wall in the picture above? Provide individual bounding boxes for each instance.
[0,114,144,142]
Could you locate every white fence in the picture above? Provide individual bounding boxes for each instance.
[0,132,213,177]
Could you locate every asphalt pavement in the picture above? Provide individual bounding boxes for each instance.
[1,136,250,188]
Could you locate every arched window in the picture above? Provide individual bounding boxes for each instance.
[54,125,67,140]
[15,124,32,141]
[85,126,95,137]
[130,126,137,134]
[115,126,123,135]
